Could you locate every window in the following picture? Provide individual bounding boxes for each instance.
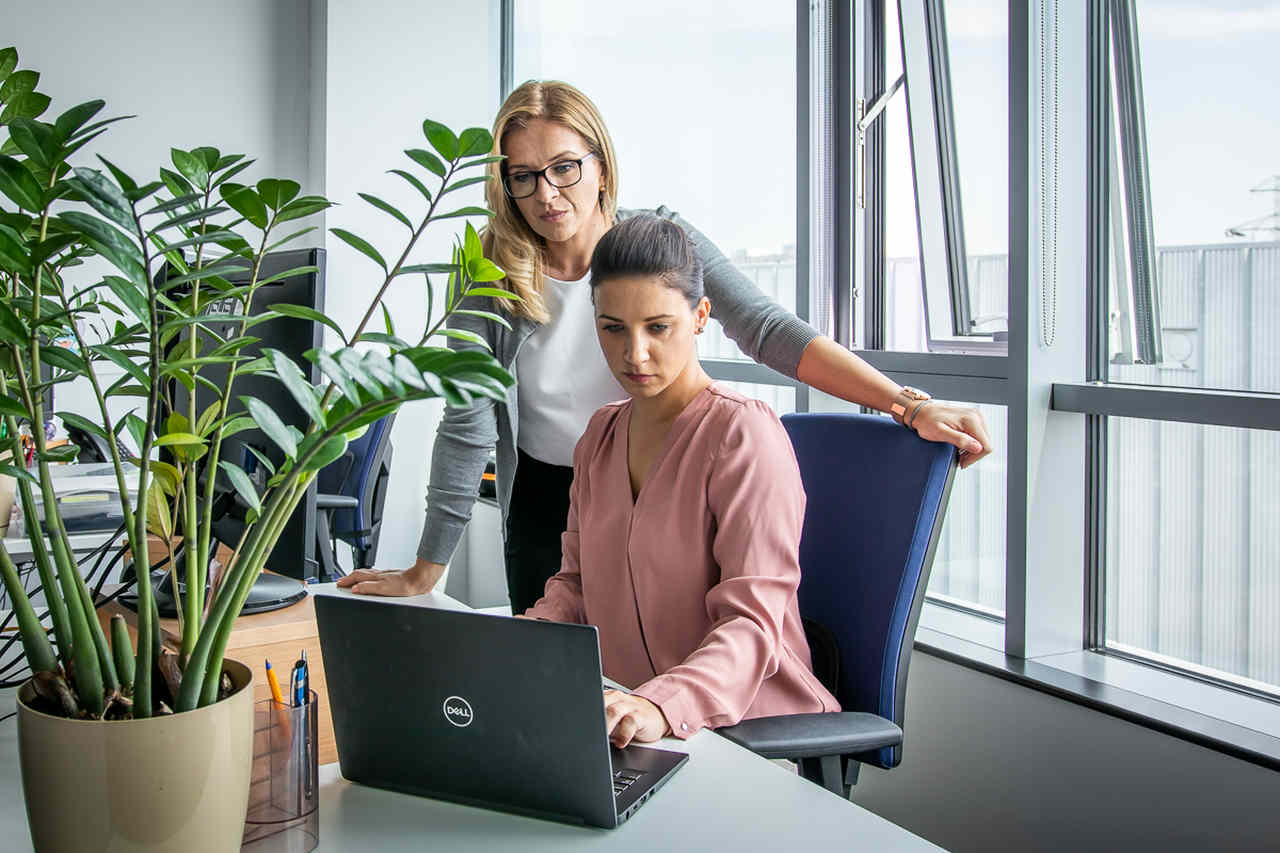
[879,0,1008,353]
[926,402,1008,617]
[514,0,797,363]
[1106,0,1280,394]
[1106,417,1280,695]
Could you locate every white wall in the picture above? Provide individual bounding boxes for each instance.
[10,1,321,431]
[323,0,501,570]
[851,652,1280,851]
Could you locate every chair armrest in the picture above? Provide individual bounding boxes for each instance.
[717,712,903,760]
[316,493,359,510]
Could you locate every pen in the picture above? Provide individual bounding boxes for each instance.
[265,659,285,705]
[291,650,308,708]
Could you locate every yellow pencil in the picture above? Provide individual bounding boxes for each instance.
[265,659,286,705]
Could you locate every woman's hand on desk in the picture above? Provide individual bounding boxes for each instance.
[603,689,671,749]
[335,559,446,596]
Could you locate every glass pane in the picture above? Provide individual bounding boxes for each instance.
[941,0,1008,337]
[1106,418,1280,694]
[1106,0,1280,394]
[515,0,796,363]
[884,0,1007,351]
[925,402,1007,616]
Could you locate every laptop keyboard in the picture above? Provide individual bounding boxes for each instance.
[612,768,645,798]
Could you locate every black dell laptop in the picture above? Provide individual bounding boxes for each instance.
[314,593,688,828]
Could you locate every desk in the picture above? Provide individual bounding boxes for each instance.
[0,585,941,851]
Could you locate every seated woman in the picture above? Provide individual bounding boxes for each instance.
[524,213,839,749]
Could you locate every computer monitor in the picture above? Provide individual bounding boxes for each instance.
[165,247,327,582]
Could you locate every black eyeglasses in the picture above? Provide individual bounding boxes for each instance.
[502,152,597,199]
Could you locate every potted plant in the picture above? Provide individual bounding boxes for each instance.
[0,47,515,851]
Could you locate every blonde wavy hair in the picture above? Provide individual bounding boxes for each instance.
[482,80,619,323]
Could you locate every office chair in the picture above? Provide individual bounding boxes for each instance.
[718,412,958,799]
[315,413,395,579]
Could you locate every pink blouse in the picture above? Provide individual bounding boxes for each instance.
[526,384,840,739]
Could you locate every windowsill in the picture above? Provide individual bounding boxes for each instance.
[914,602,1280,772]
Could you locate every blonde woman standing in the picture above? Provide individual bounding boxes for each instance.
[338,80,992,612]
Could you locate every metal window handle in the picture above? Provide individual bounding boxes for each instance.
[855,73,905,210]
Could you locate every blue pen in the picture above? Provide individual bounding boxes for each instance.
[292,651,308,707]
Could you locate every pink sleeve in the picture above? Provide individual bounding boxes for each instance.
[522,429,590,623]
[631,403,805,738]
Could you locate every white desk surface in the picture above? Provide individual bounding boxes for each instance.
[0,584,941,851]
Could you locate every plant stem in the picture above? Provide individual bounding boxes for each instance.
[0,542,59,675]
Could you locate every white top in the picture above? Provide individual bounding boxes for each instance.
[516,273,625,467]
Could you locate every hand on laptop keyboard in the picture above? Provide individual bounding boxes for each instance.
[603,689,672,748]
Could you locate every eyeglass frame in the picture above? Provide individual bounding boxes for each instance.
[501,151,598,199]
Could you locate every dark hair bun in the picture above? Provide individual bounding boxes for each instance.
[590,213,704,306]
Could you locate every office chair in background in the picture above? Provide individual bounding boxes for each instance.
[718,412,958,799]
[315,413,395,579]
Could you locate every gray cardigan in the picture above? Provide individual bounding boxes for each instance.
[416,205,818,564]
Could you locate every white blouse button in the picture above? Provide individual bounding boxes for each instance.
[681,722,689,732]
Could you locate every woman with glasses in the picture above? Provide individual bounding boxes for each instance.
[338,80,992,611]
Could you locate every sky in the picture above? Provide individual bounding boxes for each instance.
[515,0,1279,258]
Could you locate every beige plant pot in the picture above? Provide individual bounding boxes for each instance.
[16,660,255,853]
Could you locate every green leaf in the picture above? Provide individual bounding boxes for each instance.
[242,396,297,459]
[0,298,28,344]
[159,167,193,198]
[441,174,490,197]
[0,225,27,275]
[391,353,428,391]
[463,221,483,264]
[0,69,38,102]
[466,258,505,283]
[388,168,432,201]
[7,119,56,170]
[433,328,491,351]
[0,48,17,84]
[267,347,325,425]
[124,413,148,451]
[456,154,507,170]
[0,461,37,484]
[171,148,209,189]
[154,432,205,448]
[298,432,349,472]
[39,345,87,374]
[360,350,404,395]
[210,157,256,190]
[100,275,149,326]
[257,178,300,211]
[458,127,494,157]
[96,155,138,194]
[219,182,268,229]
[191,147,221,172]
[396,262,459,276]
[143,191,203,216]
[267,302,347,342]
[53,100,106,141]
[274,195,331,224]
[244,444,276,475]
[57,411,109,443]
[313,349,360,403]
[353,331,409,349]
[405,148,446,178]
[68,166,137,233]
[329,227,387,271]
[40,443,80,463]
[438,206,495,220]
[264,225,318,254]
[217,461,263,515]
[0,154,45,211]
[0,393,28,417]
[0,92,51,124]
[422,119,459,161]
[358,192,412,230]
[90,342,148,385]
[381,301,396,337]
[337,348,384,397]
[454,308,513,330]
[59,210,145,284]
[465,285,520,300]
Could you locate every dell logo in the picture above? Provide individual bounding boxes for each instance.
[443,696,473,728]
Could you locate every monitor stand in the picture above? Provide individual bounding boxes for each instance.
[118,568,307,618]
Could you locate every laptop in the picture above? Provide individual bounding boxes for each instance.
[314,593,689,828]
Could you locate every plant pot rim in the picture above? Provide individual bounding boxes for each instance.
[16,658,253,725]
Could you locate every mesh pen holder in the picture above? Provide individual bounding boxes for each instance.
[243,691,319,852]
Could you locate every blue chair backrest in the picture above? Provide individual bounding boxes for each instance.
[317,414,394,548]
[781,413,957,769]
